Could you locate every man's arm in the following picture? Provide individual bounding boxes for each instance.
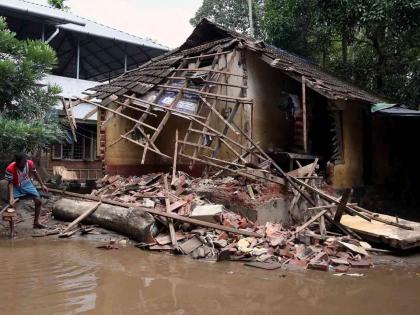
[8,182,15,206]
[5,169,15,206]
[33,169,48,193]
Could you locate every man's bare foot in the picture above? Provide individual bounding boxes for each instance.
[33,223,48,229]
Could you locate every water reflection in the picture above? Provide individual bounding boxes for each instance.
[0,240,419,315]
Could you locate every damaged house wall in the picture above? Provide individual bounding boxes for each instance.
[331,100,367,188]
[246,51,294,151]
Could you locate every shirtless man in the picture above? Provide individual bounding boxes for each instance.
[5,153,49,229]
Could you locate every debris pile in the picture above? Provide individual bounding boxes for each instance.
[86,171,373,272]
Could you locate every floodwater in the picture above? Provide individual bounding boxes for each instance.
[0,240,419,315]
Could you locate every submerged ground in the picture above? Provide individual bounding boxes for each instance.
[0,239,420,315]
[1,199,420,314]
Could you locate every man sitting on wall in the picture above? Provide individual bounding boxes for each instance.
[5,153,49,229]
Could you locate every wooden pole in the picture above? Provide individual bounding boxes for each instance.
[291,177,371,222]
[171,129,179,185]
[164,175,179,248]
[334,188,352,222]
[292,209,328,238]
[302,76,308,153]
[61,201,101,234]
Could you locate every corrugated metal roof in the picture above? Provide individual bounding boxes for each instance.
[0,0,168,50]
[40,74,99,99]
[0,0,85,25]
[38,74,98,120]
[375,107,420,117]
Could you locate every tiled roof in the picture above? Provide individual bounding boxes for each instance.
[88,19,385,104]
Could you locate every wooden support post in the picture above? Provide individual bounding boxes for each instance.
[199,96,239,136]
[171,129,179,186]
[211,100,241,159]
[164,175,179,248]
[334,189,352,222]
[302,76,308,153]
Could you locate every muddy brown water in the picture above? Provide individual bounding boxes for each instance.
[0,240,419,315]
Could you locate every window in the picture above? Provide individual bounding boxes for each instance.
[53,124,97,161]
[331,110,344,164]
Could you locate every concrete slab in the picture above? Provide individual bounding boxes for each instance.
[190,204,223,223]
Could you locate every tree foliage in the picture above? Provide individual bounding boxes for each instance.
[47,0,69,10]
[191,0,420,107]
[0,17,63,156]
[190,0,265,39]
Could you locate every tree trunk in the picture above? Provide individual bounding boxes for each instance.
[53,198,156,242]
[341,38,348,63]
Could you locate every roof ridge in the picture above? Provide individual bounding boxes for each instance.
[14,0,168,49]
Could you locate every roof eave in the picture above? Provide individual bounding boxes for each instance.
[0,3,85,26]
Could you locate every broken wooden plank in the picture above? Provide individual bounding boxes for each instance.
[171,129,179,186]
[341,213,420,249]
[288,159,319,212]
[307,203,357,211]
[164,175,179,248]
[121,135,172,160]
[292,209,328,238]
[334,189,352,222]
[199,96,240,136]
[291,177,371,222]
[81,98,158,131]
[61,201,101,234]
[349,204,413,230]
[178,140,216,152]
[114,100,158,117]
[247,184,255,200]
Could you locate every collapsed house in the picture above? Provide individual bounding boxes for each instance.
[61,19,420,243]
[2,20,420,270]
[81,19,413,193]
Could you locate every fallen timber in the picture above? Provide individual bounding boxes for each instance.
[53,198,155,242]
[48,188,262,238]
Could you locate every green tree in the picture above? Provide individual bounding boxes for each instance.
[317,0,419,106]
[0,17,63,156]
[191,0,419,107]
[190,0,264,38]
[263,0,333,65]
[47,0,68,10]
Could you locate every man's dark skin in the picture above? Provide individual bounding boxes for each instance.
[8,158,49,229]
